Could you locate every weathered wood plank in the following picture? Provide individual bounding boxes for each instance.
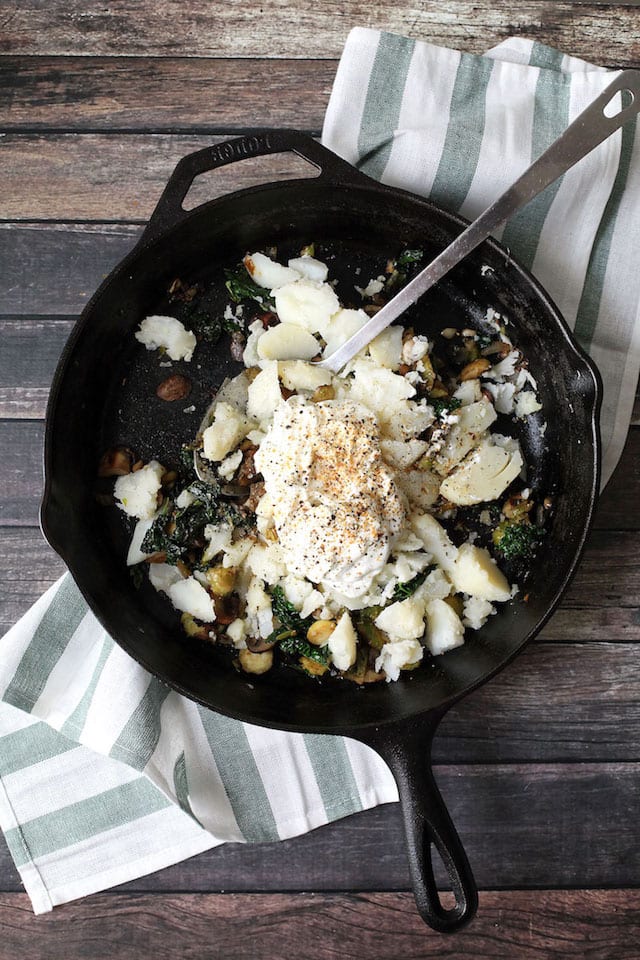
[1,2,639,65]
[0,319,73,419]
[1,890,640,959]
[1,761,640,893]
[0,224,142,315]
[0,57,333,132]
[0,134,325,220]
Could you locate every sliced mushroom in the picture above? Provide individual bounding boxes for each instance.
[97,445,135,477]
[245,634,277,653]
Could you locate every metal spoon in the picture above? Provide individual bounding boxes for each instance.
[315,68,640,375]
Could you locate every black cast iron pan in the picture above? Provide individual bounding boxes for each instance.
[41,130,601,932]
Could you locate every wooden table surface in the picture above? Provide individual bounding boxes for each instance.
[1,2,640,957]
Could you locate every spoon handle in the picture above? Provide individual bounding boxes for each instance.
[320,68,640,374]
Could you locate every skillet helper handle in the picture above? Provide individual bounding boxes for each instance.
[359,717,478,933]
[141,129,363,243]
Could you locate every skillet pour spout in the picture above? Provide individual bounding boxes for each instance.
[41,129,602,932]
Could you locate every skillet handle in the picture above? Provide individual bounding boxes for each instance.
[141,130,364,244]
[357,716,478,933]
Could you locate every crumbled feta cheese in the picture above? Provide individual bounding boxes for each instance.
[167,577,216,622]
[218,449,243,481]
[114,460,164,520]
[375,638,423,681]
[135,315,196,362]
[463,596,496,630]
[355,277,384,298]
[402,335,430,365]
[515,390,543,418]
[226,618,248,649]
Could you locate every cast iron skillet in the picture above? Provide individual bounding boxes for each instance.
[41,131,601,932]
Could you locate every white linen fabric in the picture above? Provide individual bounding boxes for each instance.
[2,30,638,913]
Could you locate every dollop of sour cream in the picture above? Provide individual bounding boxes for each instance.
[255,396,405,597]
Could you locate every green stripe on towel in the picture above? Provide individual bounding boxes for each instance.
[500,70,572,269]
[428,53,495,213]
[303,734,363,820]
[0,721,76,777]
[5,777,171,866]
[61,633,114,739]
[575,112,638,350]
[109,676,172,769]
[198,708,280,842]
[357,32,416,181]
[2,577,87,713]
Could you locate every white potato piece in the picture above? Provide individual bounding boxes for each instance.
[216,371,250,412]
[287,255,328,283]
[202,402,255,461]
[380,438,429,470]
[167,577,216,622]
[515,390,543,418]
[326,611,357,670]
[374,594,426,641]
[411,513,458,573]
[278,360,333,392]
[349,358,415,419]
[257,323,320,361]
[323,308,369,357]
[274,279,339,335]
[246,360,282,423]
[148,562,183,594]
[126,517,154,565]
[242,319,266,366]
[453,379,482,405]
[114,460,165,520]
[439,436,523,506]
[432,398,497,476]
[424,599,465,656]
[244,252,299,290]
[395,467,441,511]
[368,326,404,369]
[451,543,511,602]
[416,568,453,602]
[375,638,423,681]
[379,399,434,441]
[463,596,496,630]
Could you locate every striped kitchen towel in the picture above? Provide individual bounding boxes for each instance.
[323,29,640,488]
[2,32,639,914]
[0,577,396,912]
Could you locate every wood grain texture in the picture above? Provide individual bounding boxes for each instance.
[0,57,334,132]
[1,763,640,893]
[1,1,640,65]
[0,134,327,220]
[1,890,640,959]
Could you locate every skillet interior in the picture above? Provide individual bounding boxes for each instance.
[42,173,600,734]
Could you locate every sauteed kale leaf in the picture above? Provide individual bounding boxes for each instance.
[140,479,246,565]
[265,586,330,668]
[493,520,544,562]
[224,265,276,310]
[390,569,433,603]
